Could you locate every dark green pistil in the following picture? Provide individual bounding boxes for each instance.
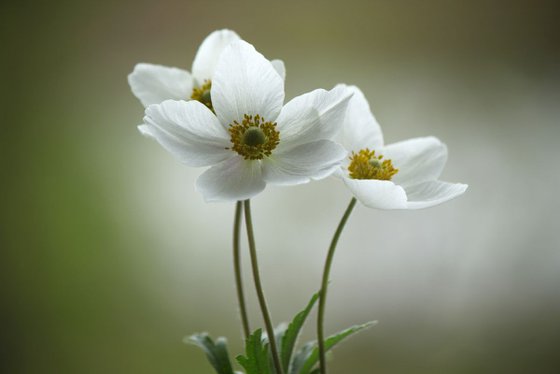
[200,90,211,107]
[243,127,266,146]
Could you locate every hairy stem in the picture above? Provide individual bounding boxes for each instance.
[233,200,250,340]
[243,199,283,374]
[317,197,357,374]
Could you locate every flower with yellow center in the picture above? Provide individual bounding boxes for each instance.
[139,40,352,202]
[347,149,398,180]
[128,29,286,111]
[336,86,467,209]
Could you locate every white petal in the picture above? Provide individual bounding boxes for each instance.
[263,140,347,185]
[142,100,230,167]
[405,181,468,209]
[212,40,284,126]
[196,156,266,202]
[276,85,353,151]
[332,167,347,179]
[381,137,448,187]
[340,85,384,152]
[191,29,241,84]
[270,59,286,81]
[138,124,155,138]
[128,63,193,107]
[343,178,408,210]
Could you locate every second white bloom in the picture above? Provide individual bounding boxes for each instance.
[337,86,467,209]
[140,40,352,202]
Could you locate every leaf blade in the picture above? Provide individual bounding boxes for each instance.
[295,321,377,374]
[236,329,272,374]
[186,333,235,374]
[280,293,319,372]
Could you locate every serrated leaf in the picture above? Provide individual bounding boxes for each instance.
[280,293,319,372]
[236,329,272,374]
[186,333,235,374]
[292,321,376,374]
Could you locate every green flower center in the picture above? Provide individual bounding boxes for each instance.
[228,114,280,160]
[348,149,398,180]
[243,127,266,146]
[191,80,213,112]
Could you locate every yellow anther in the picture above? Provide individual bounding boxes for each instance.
[228,114,280,160]
[191,80,213,112]
[348,149,398,180]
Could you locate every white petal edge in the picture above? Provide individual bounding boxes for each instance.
[381,137,448,188]
[212,40,285,126]
[341,85,384,152]
[405,181,468,209]
[343,178,408,210]
[142,100,230,167]
[195,156,266,202]
[138,124,154,138]
[276,85,353,152]
[263,140,347,186]
[128,63,193,107]
[191,29,241,84]
[270,59,286,81]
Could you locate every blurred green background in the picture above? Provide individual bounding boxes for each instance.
[2,0,559,373]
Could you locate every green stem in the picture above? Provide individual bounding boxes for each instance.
[233,201,250,340]
[317,197,357,374]
[243,199,284,374]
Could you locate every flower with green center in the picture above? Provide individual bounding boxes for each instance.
[139,40,352,202]
[336,86,467,209]
[228,114,280,160]
[127,29,286,111]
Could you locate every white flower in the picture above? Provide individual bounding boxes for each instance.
[139,40,352,202]
[336,86,467,209]
[127,29,286,109]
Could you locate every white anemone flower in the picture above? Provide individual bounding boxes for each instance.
[139,40,352,202]
[128,29,286,109]
[337,86,467,209]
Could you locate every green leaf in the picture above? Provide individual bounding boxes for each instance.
[289,342,315,374]
[236,329,272,374]
[280,293,319,372]
[186,333,235,374]
[292,321,376,374]
[273,322,288,347]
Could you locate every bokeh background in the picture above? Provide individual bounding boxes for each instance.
[2,0,560,373]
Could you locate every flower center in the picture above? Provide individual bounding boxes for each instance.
[243,127,266,146]
[348,148,398,180]
[190,80,213,112]
[228,114,280,160]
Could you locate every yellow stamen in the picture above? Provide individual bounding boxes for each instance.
[191,80,213,112]
[348,149,398,180]
[228,114,280,160]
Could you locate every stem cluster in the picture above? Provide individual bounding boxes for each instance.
[232,198,357,374]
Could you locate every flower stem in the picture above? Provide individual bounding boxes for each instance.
[243,199,284,374]
[317,197,357,374]
[233,200,250,340]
